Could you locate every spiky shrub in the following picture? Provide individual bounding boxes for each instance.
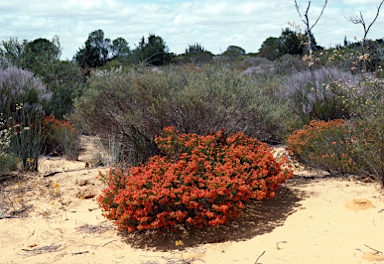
[41,115,79,160]
[0,66,51,171]
[71,65,292,165]
[287,119,357,175]
[98,127,293,232]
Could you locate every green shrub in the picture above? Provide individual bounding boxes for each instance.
[98,127,293,232]
[340,73,384,185]
[71,65,292,164]
[287,119,357,175]
[274,54,309,75]
[41,115,79,160]
[0,153,19,175]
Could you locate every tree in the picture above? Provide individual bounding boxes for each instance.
[0,38,27,67]
[258,37,279,61]
[173,43,214,65]
[74,29,110,69]
[277,28,304,57]
[111,37,131,59]
[293,0,328,54]
[346,0,384,43]
[1,37,86,119]
[185,43,206,54]
[131,33,173,66]
[222,45,246,61]
[74,29,131,69]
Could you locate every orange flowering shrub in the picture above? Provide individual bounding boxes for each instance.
[287,119,356,174]
[98,127,293,232]
[41,115,79,159]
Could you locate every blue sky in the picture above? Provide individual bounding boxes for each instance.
[1,0,383,60]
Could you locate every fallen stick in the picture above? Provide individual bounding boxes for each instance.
[101,240,117,247]
[0,215,19,219]
[254,251,265,264]
[365,244,383,254]
[43,171,60,178]
[71,250,89,255]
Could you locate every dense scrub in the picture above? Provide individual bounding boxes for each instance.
[71,65,292,165]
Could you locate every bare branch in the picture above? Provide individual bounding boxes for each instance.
[305,1,311,17]
[365,0,384,39]
[346,14,363,24]
[303,2,311,25]
[292,0,328,54]
[310,0,328,30]
[346,0,384,41]
[294,0,303,18]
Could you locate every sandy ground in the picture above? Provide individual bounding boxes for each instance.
[1,135,384,264]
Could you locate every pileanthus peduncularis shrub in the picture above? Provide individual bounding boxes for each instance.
[98,127,293,232]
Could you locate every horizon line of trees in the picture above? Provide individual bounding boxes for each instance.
[3,28,384,68]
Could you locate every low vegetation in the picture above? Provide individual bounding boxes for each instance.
[97,127,292,232]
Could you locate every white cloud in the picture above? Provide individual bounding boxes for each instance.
[0,0,383,60]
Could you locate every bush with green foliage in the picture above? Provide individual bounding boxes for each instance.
[1,37,86,119]
[70,65,292,164]
[98,127,293,232]
[340,73,384,185]
[130,34,173,66]
[41,115,79,160]
[287,119,357,175]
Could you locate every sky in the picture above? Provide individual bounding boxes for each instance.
[1,0,384,60]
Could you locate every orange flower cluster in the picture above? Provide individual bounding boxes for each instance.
[98,127,293,232]
[287,119,356,174]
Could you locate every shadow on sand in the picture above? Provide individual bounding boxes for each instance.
[119,185,307,251]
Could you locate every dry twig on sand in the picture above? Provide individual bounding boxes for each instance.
[365,244,383,255]
[254,251,265,264]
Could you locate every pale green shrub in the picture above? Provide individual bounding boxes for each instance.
[71,65,292,164]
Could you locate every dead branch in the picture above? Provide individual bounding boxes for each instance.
[254,251,265,264]
[71,250,89,255]
[346,0,384,41]
[293,0,328,54]
[101,239,117,247]
[364,244,383,254]
[43,171,60,178]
